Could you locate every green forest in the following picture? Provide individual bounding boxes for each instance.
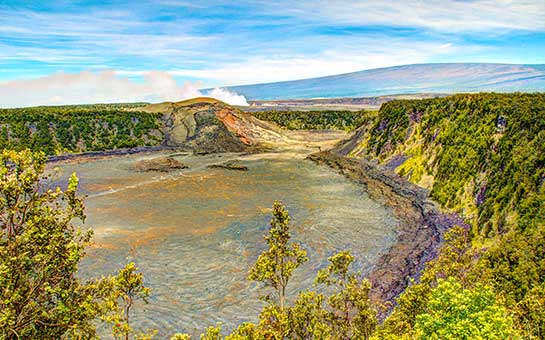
[248,110,372,131]
[1,93,544,339]
[0,104,163,155]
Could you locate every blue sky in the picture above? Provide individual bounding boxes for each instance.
[1,0,545,106]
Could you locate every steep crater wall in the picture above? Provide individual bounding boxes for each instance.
[308,152,463,311]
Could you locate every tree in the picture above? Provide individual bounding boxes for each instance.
[200,325,222,340]
[102,262,153,340]
[225,322,259,340]
[248,201,308,311]
[0,149,105,338]
[414,277,517,339]
[316,251,377,340]
[288,291,331,339]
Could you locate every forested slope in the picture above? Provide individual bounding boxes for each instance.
[0,104,163,155]
[334,92,545,337]
[248,109,372,131]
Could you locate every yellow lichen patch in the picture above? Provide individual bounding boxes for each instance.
[453,180,478,221]
[392,124,432,185]
[349,137,370,157]
[418,174,435,190]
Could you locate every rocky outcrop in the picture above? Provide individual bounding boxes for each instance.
[133,156,188,172]
[308,152,465,315]
[140,98,285,154]
[48,98,348,162]
[207,160,248,171]
[185,108,249,153]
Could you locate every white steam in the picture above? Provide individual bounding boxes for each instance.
[207,87,249,106]
[0,70,249,108]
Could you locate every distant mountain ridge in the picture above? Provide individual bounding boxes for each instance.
[215,63,545,100]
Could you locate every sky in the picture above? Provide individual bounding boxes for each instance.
[1,0,545,106]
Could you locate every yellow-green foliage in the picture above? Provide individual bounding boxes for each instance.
[359,93,545,238]
[414,278,516,340]
[200,325,222,340]
[288,291,332,339]
[394,125,430,185]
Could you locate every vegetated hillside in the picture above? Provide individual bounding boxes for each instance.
[248,109,374,131]
[333,92,545,337]
[219,63,545,100]
[0,98,288,156]
[0,104,163,155]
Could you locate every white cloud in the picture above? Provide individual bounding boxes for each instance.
[0,7,211,65]
[0,71,248,108]
[274,0,545,32]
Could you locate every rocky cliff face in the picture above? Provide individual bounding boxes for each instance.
[141,97,285,153]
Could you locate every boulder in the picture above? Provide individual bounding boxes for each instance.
[207,160,248,171]
[134,156,188,172]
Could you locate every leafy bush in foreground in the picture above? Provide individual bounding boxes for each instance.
[0,150,152,339]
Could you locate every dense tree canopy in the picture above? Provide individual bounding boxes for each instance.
[0,104,163,155]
